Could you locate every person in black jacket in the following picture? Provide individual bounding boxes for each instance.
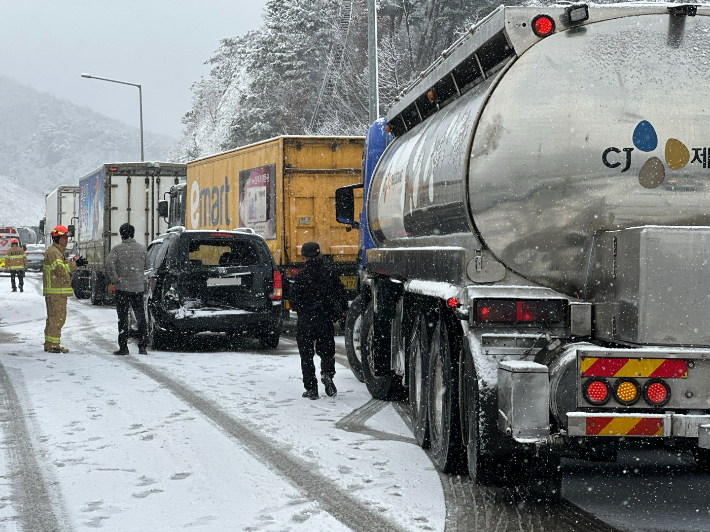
[289,242,348,399]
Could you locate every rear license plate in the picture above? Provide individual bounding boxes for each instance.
[207,277,242,287]
[340,275,357,290]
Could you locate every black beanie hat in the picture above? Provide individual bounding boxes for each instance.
[301,241,320,258]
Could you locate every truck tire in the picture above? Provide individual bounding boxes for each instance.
[462,346,497,485]
[344,295,365,382]
[427,314,465,473]
[360,301,405,401]
[90,272,104,306]
[408,312,430,448]
[71,272,90,299]
[90,281,101,305]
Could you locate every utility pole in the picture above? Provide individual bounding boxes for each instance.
[367,0,379,123]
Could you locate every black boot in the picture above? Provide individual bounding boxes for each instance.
[322,373,337,397]
[11,287,16,292]
[19,286,23,293]
[302,388,319,400]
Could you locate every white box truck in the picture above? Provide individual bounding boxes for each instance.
[42,185,79,249]
[71,162,186,303]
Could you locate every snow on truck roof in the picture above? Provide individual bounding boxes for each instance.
[386,2,710,137]
[186,135,365,166]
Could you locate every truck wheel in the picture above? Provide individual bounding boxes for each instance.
[90,283,101,305]
[427,314,465,473]
[462,346,496,485]
[696,448,710,475]
[408,312,430,448]
[360,301,405,400]
[71,272,90,299]
[90,272,103,306]
[344,295,365,382]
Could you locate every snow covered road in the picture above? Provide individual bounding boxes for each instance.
[0,273,444,531]
[0,273,708,532]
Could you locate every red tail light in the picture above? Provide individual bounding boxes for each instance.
[532,15,555,37]
[584,378,610,405]
[643,379,670,406]
[474,299,566,324]
[270,270,282,300]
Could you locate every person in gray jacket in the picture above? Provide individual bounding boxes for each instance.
[105,223,148,355]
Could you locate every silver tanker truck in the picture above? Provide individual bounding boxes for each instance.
[335,3,710,501]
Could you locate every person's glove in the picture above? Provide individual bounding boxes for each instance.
[108,284,116,292]
[75,256,88,267]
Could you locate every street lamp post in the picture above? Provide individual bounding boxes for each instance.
[367,0,379,123]
[81,73,144,162]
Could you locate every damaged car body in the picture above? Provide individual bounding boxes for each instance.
[144,227,283,349]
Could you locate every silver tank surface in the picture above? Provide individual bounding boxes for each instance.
[369,12,710,296]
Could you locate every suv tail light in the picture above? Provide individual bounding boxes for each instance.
[270,270,282,300]
[474,299,566,324]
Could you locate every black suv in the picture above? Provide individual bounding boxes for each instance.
[144,228,283,349]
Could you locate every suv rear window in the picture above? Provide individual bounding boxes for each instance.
[186,236,264,268]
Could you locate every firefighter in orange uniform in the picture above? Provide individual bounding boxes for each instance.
[43,225,86,353]
[4,239,27,292]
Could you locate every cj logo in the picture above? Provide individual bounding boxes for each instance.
[602,120,708,189]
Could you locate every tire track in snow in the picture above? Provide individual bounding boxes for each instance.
[82,328,407,532]
[335,399,418,445]
[0,362,70,532]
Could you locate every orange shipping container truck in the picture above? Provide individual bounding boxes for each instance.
[167,136,365,310]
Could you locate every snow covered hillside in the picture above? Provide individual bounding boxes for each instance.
[0,77,175,226]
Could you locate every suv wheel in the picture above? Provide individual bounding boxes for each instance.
[148,309,169,350]
[258,329,280,349]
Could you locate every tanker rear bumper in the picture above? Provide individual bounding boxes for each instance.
[567,412,710,440]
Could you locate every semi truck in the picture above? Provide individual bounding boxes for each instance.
[72,162,187,303]
[335,3,710,501]
[42,185,79,248]
[160,136,365,311]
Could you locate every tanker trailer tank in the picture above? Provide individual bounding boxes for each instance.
[343,3,710,501]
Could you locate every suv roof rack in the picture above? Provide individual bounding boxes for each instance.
[233,228,256,235]
[167,226,187,233]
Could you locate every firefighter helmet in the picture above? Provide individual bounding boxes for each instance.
[50,225,69,238]
[10,238,18,244]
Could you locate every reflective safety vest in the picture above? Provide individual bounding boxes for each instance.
[43,243,75,296]
[4,246,27,270]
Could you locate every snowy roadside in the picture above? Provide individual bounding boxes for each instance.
[0,273,445,531]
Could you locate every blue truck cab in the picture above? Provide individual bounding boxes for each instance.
[335,118,390,382]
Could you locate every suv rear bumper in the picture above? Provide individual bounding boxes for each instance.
[157,303,282,334]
